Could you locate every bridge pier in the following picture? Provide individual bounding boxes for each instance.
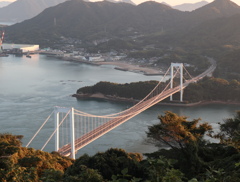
[170,63,183,102]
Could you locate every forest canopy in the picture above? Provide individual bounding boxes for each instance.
[76,77,240,103]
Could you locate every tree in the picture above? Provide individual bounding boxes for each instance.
[64,148,146,181]
[215,111,240,151]
[146,111,213,178]
[147,111,212,151]
[0,133,73,181]
[64,165,104,182]
[146,156,184,182]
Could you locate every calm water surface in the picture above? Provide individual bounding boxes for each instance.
[0,54,239,157]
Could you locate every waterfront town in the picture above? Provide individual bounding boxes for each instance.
[2,41,168,75]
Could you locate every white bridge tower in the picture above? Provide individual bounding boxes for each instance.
[54,107,76,159]
[170,63,183,102]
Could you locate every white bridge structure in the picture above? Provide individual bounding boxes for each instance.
[26,62,216,159]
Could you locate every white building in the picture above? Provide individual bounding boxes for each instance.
[88,56,104,62]
[3,43,39,53]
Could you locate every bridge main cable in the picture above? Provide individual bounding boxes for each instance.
[73,66,171,118]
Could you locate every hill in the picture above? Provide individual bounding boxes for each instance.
[190,0,240,23]
[6,0,185,44]
[0,0,66,23]
[173,1,209,11]
[5,0,240,49]
[181,14,240,48]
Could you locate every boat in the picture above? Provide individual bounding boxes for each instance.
[26,52,31,58]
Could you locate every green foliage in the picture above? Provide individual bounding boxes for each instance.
[0,133,73,181]
[128,50,164,59]
[146,156,184,182]
[146,111,240,181]
[215,111,240,151]
[0,134,23,156]
[204,167,226,182]
[64,148,145,181]
[184,77,240,102]
[77,76,240,104]
[77,80,162,100]
[214,48,240,81]
[147,111,212,149]
[1,112,240,181]
[146,111,213,178]
[110,168,142,182]
[64,165,104,182]
[40,168,64,182]
[0,165,38,182]
[157,51,210,76]
[88,39,138,53]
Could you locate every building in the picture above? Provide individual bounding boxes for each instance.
[3,43,39,53]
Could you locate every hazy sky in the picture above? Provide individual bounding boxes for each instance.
[0,0,240,6]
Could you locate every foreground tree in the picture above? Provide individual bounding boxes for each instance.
[147,111,213,178]
[147,111,212,151]
[216,111,240,151]
[0,133,73,181]
[64,148,146,181]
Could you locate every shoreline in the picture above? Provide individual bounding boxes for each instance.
[54,56,164,75]
[72,93,240,107]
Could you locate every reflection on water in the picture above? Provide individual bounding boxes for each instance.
[0,54,239,157]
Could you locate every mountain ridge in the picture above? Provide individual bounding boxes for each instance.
[0,0,66,22]
[173,1,209,11]
[5,0,240,48]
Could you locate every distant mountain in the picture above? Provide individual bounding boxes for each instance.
[119,0,136,5]
[6,0,185,44]
[160,2,171,7]
[0,0,66,23]
[181,13,240,48]
[5,0,240,48]
[191,0,240,20]
[106,0,136,5]
[0,1,12,8]
[173,1,209,11]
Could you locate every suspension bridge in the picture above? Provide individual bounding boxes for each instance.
[26,62,216,159]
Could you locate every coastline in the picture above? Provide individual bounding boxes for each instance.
[72,93,240,107]
[52,54,239,107]
[55,56,164,75]
[97,61,164,75]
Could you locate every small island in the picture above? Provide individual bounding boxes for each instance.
[73,77,240,106]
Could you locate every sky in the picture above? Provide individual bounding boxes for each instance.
[0,0,240,6]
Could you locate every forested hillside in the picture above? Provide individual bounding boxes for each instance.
[6,0,240,48]
[75,77,240,103]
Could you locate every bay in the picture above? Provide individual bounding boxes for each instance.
[0,54,239,157]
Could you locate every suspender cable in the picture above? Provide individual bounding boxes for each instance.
[26,111,54,147]
[41,110,70,151]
